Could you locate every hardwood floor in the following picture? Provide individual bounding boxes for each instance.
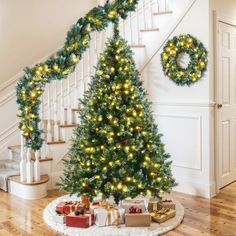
[0,182,236,236]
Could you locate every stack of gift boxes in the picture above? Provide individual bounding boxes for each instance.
[54,195,176,228]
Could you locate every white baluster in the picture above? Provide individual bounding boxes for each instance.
[8,149,13,160]
[39,92,46,159]
[34,150,41,182]
[60,80,66,125]
[20,132,26,182]
[136,6,141,44]
[74,66,79,109]
[129,12,133,45]
[67,76,73,124]
[47,84,52,142]
[26,148,33,183]
[142,0,147,29]
[53,80,59,141]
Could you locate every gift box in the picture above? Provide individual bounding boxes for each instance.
[54,210,65,224]
[148,200,159,212]
[151,208,176,223]
[81,194,90,209]
[120,199,146,213]
[160,199,176,210]
[94,202,125,227]
[56,201,86,215]
[125,213,151,227]
[65,210,95,228]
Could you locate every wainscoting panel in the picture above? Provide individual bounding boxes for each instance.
[155,114,202,171]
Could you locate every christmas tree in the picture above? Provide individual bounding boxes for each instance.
[60,24,177,203]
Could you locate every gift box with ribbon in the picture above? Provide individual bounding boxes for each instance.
[120,199,146,213]
[150,208,176,223]
[125,212,151,227]
[94,201,125,227]
[56,201,86,215]
[160,199,176,210]
[148,200,160,212]
[65,210,95,228]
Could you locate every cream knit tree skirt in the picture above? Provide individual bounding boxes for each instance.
[43,195,184,236]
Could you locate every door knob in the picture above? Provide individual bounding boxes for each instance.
[217,104,223,108]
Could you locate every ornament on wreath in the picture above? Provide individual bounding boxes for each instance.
[161,34,208,86]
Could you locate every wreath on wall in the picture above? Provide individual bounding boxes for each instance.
[161,34,208,86]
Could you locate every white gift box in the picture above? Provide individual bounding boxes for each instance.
[94,206,125,227]
[120,199,146,213]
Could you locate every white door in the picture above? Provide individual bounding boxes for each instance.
[217,21,236,188]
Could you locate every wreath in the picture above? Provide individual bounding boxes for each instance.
[161,34,208,86]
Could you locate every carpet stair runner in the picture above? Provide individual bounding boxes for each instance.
[0,159,20,191]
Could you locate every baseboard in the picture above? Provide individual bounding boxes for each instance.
[173,177,216,199]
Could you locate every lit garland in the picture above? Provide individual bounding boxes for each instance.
[60,25,177,203]
[16,0,139,150]
[161,34,208,86]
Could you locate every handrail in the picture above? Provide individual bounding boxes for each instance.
[140,0,197,73]
[16,0,139,151]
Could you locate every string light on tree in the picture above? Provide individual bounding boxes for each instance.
[60,23,176,203]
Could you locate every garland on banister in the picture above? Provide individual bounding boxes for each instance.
[16,0,139,150]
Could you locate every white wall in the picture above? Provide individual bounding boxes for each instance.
[142,0,215,197]
[0,0,96,85]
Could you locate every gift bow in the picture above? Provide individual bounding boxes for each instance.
[153,208,171,217]
[122,199,143,204]
[97,201,121,227]
[64,201,84,213]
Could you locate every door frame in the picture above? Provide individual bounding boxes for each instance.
[214,11,236,193]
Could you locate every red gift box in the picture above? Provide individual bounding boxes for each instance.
[66,211,95,228]
[56,201,86,215]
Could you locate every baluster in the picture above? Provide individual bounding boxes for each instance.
[136,5,141,44]
[129,12,133,45]
[34,150,40,182]
[40,91,46,159]
[20,132,26,182]
[74,66,79,109]
[67,75,73,124]
[47,84,52,142]
[26,148,33,183]
[60,80,66,125]
[53,80,59,141]
[122,19,126,38]
[142,0,147,29]
[8,149,13,160]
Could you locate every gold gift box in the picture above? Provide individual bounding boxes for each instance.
[151,208,176,223]
[125,213,151,227]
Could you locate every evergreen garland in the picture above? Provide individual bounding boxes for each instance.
[161,34,208,86]
[16,0,139,150]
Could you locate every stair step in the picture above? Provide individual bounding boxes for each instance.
[8,145,21,150]
[47,140,66,145]
[8,174,49,186]
[140,28,159,32]
[130,45,146,48]
[31,157,53,162]
[153,11,173,16]
[0,168,20,191]
[60,124,77,128]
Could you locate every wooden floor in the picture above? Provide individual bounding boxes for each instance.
[0,182,236,236]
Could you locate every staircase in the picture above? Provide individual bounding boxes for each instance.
[0,0,196,193]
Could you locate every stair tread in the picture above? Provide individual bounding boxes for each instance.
[153,10,173,15]
[140,28,159,32]
[8,174,49,186]
[47,140,66,145]
[60,124,77,128]
[8,145,21,150]
[130,44,146,48]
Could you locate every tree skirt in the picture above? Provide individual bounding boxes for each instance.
[43,195,184,236]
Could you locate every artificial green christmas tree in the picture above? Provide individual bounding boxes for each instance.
[60,24,177,203]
